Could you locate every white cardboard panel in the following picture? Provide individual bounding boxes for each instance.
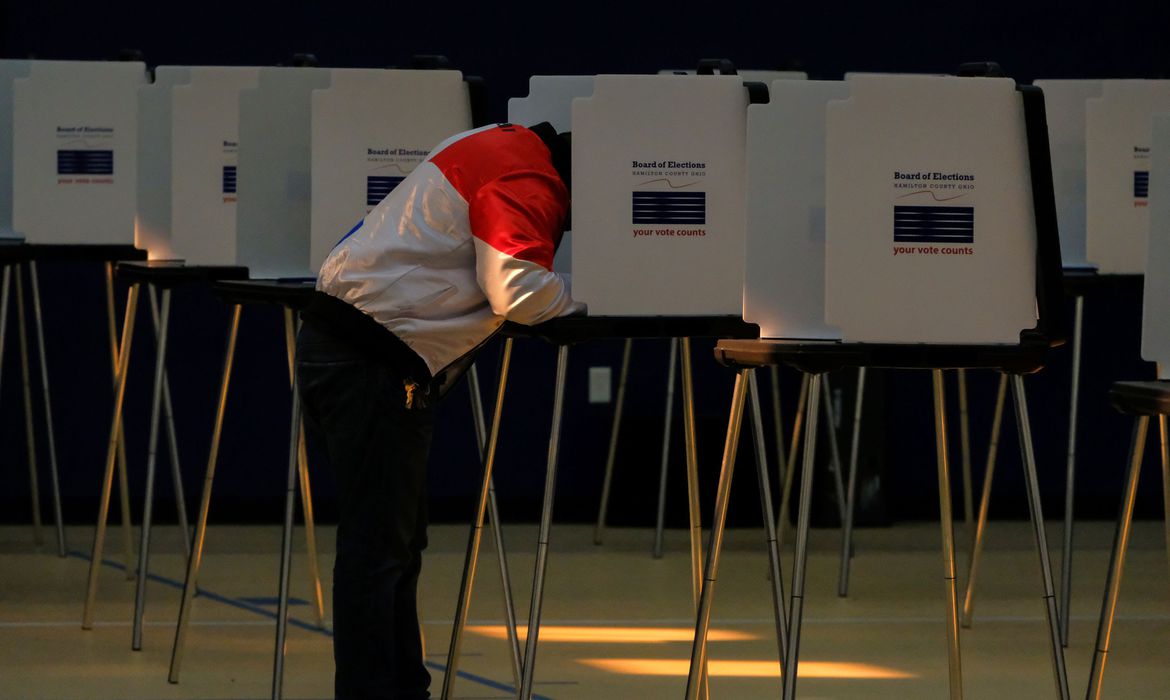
[13,61,147,244]
[0,60,31,239]
[825,75,1037,344]
[744,80,849,339]
[507,75,595,274]
[310,69,471,273]
[236,67,332,278]
[572,74,748,316]
[136,66,192,259]
[1086,80,1170,274]
[1144,114,1170,376]
[169,67,261,266]
[1033,79,1102,268]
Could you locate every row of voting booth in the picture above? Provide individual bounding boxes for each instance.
[1,57,1169,700]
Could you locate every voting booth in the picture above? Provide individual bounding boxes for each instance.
[1086,80,1170,274]
[1084,113,1170,699]
[13,61,147,244]
[572,74,749,316]
[688,74,1069,700]
[137,67,261,261]
[826,75,1039,345]
[508,75,595,274]
[310,68,473,272]
[1033,80,1103,269]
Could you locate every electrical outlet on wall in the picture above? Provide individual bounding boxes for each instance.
[588,366,612,403]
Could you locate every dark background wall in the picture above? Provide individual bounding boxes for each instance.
[1,2,1168,533]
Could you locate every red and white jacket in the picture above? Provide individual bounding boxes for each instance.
[316,123,583,375]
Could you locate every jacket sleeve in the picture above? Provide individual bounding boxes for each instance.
[470,171,585,325]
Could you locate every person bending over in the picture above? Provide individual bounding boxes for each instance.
[296,122,580,699]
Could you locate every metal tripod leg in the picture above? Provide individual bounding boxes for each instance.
[932,370,963,700]
[105,263,135,578]
[83,283,140,630]
[441,338,513,700]
[1161,415,1170,584]
[783,373,824,700]
[961,373,1009,628]
[169,305,242,682]
[28,261,65,556]
[594,338,632,545]
[517,344,569,700]
[1086,416,1148,700]
[282,308,325,629]
[653,338,679,558]
[679,338,708,700]
[685,371,749,700]
[777,373,811,545]
[770,365,788,495]
[132,286,171,651]
[148,286,190,559]
[821,374,848,527]
[838,366,867,597]
[467,363,523,690]
[748,370,789,660]
[272,364,302,700]
[1061,295,1085,647]
[15,265,42,547]
[1010,375,1070,699]
[958,370,974,548]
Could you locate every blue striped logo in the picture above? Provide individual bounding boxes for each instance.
[1135,171,1149,199]
[222,166,237,194]
[632,191,705,225]
[894,205,974,244]
[57,149,113,175]
[367,176,404,206]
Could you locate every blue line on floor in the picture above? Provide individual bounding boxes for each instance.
[67,550,555,700]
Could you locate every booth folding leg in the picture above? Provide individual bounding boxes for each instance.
[13,265,45,550]
[1086,416,1157,700]
[132,285,197,650]
[1010,374,1070,699]
[517,345,570,700]
[958,369,974,547]
[962,372,1010,627]
[777,373,811,545]
[1161,414,1170,582]
[442,339,515,700]
[932,370,964,700]
[283,307,325,629]
[466,362,524,689]
[0,265,60,557]
[130,284,172,651]
[26,261,66,556]
[746,370,790,662]
[272,367,302,700]
[149,287,192,558]
[105,262,136,578]
[770,366,788,498]
[838,367,867,596]
[83,282,141,630]
[1060,295,1085,647]
[593,338,632,545]
[653,339,680,559]
[687,370,807,700]
[169,304,242,682]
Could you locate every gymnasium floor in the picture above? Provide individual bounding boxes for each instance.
[2,521,1167,699]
